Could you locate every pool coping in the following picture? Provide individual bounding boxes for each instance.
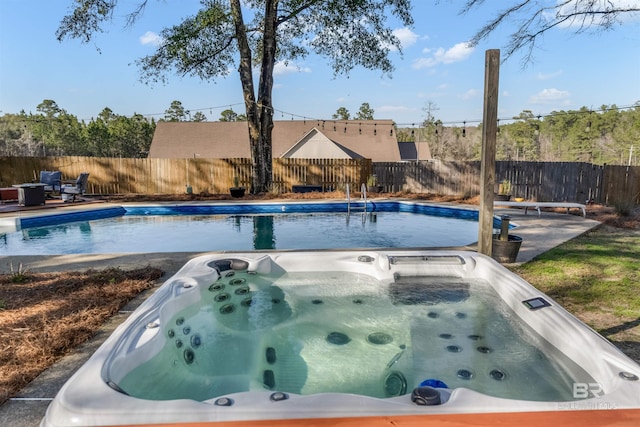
[0,202,602,426]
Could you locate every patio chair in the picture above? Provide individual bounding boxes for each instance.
[39,170,62,197]
[61,172,90,202]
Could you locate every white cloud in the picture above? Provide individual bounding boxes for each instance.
[502,90,511,97]
[273,61,311,76]
[530,88,571,104]
[439,43,475,63]
[139,31,163,46]
[393,27,419,50]
[381,27,419,52]
[412,42,474,69]
[537,70,563,80]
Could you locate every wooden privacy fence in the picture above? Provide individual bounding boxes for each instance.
[372,161,639,206]
[1,156,637,205]
[272,158,371,192]
[601,165,640,206]
[373,161,482,197]
[0,156,371,194]
[497,162,605,204]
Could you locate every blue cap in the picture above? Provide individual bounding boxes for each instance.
[419,379,448,389]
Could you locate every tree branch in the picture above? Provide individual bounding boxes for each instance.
[56,0,117,43]
[124,0,149,28]
[276,0,325,26]
[180,36,236,77]
[466,0,640,65]
[469,0,532,47]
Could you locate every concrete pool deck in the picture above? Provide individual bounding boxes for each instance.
[0,202,601,426]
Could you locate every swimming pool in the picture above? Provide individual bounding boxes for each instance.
[1,201,488,255]
[41,250,640,426]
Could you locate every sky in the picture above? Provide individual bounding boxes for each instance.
[0,1,639,126]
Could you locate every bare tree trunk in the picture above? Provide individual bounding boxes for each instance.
[230,0,277,194]
[255,0,278,193]
[230,0,261,193]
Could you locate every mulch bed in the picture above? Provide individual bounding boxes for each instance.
[0,267,163,404]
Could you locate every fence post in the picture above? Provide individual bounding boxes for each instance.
[478,49,500,256]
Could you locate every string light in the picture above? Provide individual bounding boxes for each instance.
[135,101,637,131]
[259,101,633,128]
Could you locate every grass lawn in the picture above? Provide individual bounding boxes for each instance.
[511,225,640,362]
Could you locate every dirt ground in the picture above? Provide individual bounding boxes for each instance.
[1,192,638,405]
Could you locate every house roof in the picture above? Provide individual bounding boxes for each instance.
[148,119,401,161]
[281,128,361,159]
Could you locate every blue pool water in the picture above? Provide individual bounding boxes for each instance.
[0,202,486,255]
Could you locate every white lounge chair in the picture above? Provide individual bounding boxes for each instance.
[493,201,586,217]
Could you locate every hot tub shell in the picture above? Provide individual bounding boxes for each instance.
[41,250,640,426]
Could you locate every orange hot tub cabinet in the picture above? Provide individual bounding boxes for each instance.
[110,409,640,427]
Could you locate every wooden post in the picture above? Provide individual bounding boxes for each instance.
[478,49,500,256]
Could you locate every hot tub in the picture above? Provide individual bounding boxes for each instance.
[41,250,640,426]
